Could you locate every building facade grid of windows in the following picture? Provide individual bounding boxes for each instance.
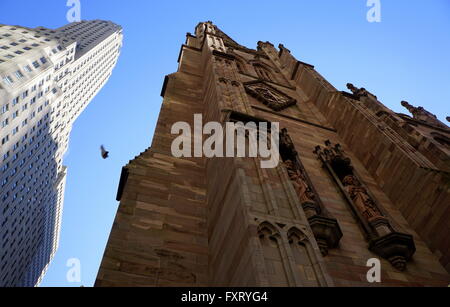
[0,20,123,287]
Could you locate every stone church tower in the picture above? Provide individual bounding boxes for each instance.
[95,22,450,287]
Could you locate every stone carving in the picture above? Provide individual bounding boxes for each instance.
[314,140,416,271]
[245,81,297,111]
[258,221,280,240]
[314,141,391,232]
[345,83,385,115]
[401,101,447,129]
[254,86,286,105]
[280,129,342,256]
[278,44,291,54]
[342,175,383,222]
[284,160,316,207]
[347,83,371,99]
[280,128,296,154]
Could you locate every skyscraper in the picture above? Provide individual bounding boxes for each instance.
[0,20,123,287]
[96,21,449,287]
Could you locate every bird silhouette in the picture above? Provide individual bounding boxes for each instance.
[100,145,109,159]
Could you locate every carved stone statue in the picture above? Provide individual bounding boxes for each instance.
[284,160,316,205]
[346,83,377,100]
[342,175,383,222]
[280,128,296,155]
[401,101,447,128]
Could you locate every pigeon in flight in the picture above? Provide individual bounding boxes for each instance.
[100,145,109,159]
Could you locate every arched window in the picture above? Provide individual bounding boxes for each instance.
[257,222,290,286]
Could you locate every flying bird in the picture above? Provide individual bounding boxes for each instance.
[100,145,109,159]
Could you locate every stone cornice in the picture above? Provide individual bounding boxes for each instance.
[397,114,450,134]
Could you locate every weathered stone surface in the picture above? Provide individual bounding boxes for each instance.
[95,21,450,287]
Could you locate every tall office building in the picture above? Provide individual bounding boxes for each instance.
[0,20,123,287]
[96,22,449,287]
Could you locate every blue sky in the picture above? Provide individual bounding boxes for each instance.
[0,0,449,287]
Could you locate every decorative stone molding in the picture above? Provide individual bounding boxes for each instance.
[278,43,291,56]
[256,220,333,287]
[401,101,449,129]
[314,140,416,271]
[280,129,342,256]
[244,81,297,111]
[369,232,416,272]
[346,83,376,100]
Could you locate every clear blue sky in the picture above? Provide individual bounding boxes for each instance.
[0,0,449,287]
